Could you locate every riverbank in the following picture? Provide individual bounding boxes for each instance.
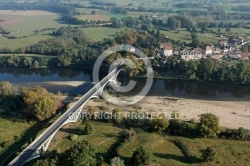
[85,96,250,130]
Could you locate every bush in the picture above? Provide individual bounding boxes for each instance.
[112,108,124,124]
[121,128,136,142]
[151,114,169,133]
[168,120,198,137]
[131,146,151,166]
[111,157,125,166]
[199,113,221,138]
[201,147,217,162]
[84,121,94,135]
[170,139,190,157]
[68,134,78,141]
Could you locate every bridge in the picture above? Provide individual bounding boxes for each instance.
[8,63,124,166]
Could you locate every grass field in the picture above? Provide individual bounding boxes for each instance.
[48,120,250,166]
[75,14,111,21]
[75,8,126,20]
[0,34,54,49]
[127,11,155,18]
[0,11,68,37]
[0,118,34,154]
[0,10,71,49]
[82,27,130,41]
[160,28,192,43]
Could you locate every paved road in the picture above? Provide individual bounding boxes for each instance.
[8,64,123,166]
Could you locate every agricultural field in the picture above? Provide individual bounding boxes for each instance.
[0,10,69,49]
[47,120,250,166]
[75,8,126,20]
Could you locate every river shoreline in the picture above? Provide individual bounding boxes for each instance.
[2,65,250,86]
[85,95,250,130]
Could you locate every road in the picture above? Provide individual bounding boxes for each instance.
[8,64,123,166]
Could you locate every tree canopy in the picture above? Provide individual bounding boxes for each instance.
[199,113,221,138]
[131,146,151,166]
[63,141,97,166]
[22,86,61,121]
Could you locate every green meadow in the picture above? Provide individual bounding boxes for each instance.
[48,120,250,166]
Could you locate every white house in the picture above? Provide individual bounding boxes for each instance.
[159,43,173,57]
[179,50,203,61]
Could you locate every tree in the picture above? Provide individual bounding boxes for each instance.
[112,108,123,124]
[23,57,32,67]
[225,27,231,33]
[167,16,177,28]
[199,113,221,138]
[7,54,20,67]
[217,28,221,34]
[63,141,97,166]
[0,81,18,97]
[151,114,169,133]
[84,121,94,135]
[201,147,217,162]
[191,33,200,47]
[33,60,39,68]
[111,157,125,166]
[33,158,57,166]
[22,86,61,121]
[91,10,96,14]
[131,146,151,166]
[58,54,72,67]
[237,127,247,140]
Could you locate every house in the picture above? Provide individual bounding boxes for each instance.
[193,47,202,51]
[211,53,223,60]
[213,47,222,54]
[227,51,241,59]
[234,36,244,43]
[179,50,203,61]
[203,46,213,55]
[159,43,173,57]
[241,52,249,59]
[219,41,228,47]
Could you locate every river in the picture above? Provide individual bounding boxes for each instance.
[1,67,250,101]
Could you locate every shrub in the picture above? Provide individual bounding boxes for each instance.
[84,121,94,135]
[121,128,136,142]
[131,146,151,166]
[112,108,124,124]
[151,114,169,133]
[111,157,125,166]
[201,147,217,162]
[68,134,78,141]
[199,113,221,138]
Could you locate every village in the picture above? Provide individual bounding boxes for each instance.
[158,35,250,62]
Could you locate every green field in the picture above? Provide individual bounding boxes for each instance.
[0,34,54,49]
[82,27,129,41]
[75,14,111,21]
[48,120,250,166]
[160,28,192,43]
[0,11,69,49]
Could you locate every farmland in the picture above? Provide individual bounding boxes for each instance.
[0,10,68,49]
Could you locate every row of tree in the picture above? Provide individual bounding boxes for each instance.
[162,56,250,84]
